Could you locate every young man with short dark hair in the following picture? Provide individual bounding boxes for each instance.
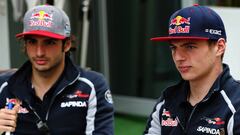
[0,5,114,135]
[144,4,240,135]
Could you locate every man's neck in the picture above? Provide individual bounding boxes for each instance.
[31,64,65,100]
[188,64,223,106]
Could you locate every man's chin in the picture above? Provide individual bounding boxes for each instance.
[180,74,193,81]
[33,65,50,72]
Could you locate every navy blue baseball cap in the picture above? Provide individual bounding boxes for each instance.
[151,4,227,42]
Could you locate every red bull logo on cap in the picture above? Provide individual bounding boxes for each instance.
[29,10,53,28]
[170,16,190,26]
[31,11,53,20]
[169,15,191,35]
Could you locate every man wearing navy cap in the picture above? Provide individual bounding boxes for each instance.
[144,4,240,135]
[0,5,114,135]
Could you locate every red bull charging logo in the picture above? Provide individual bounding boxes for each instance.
[29,11,53,28]
[169,15,191,34]
[161,109,178,127]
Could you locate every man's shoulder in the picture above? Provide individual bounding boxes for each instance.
[79,68,107,85]
[223,75,240,91]
[79,67,104,78]
[0,69,16,84]
[161,80,187,99]
[152,82,185,110]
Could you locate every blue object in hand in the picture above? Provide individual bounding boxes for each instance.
[6,101,15,135]
[7,102,14,110]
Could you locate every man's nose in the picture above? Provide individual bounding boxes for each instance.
[36,45,45,57]
[173,49,186,61]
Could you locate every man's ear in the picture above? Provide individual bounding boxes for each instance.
[216,38,226,57]
[64,39,71,52]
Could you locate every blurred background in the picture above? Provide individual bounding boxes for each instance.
[1,0,240,134]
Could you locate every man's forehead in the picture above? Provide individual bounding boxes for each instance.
[169,39,207,45]
[24,35,58,40]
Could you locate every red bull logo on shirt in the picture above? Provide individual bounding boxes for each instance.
[66,90,90,99]
[6,98,17,105]
[6,98,29,114]
[161,109,178,127]
[202,117,225,125]
[29,11,53,28]
[169,16,191,35]
[162,109,171,117]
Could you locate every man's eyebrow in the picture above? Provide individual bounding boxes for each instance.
[168,41,197,48]
[180,42,197,47]
[43,38,57,42]
[169,44,175,47]
[24,37,34,40]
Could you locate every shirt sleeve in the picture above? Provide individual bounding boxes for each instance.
[92,73,114,135]
[232,107,240,134]
[143,98,164,135]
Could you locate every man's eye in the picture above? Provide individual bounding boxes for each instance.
[26,39,36,45]
[46,40,56,45]
[186,45,196,49]
[169,46,176,51]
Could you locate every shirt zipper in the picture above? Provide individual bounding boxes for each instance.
[184,94,212,134]
[185,104,198,133]
[183,89,216,133]
[45,73,81,121]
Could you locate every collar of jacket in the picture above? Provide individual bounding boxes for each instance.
[7,56,80,101]
[202,63,231,101]
[162,63,232,104]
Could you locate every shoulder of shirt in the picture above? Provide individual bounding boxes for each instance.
[78,67,107,85]
[161,80,187,99]
[0,69,17,84]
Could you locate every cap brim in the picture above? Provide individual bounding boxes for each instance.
[151,36,209,42]
[16,30,66,40]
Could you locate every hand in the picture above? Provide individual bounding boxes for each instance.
[0,104,20,133]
